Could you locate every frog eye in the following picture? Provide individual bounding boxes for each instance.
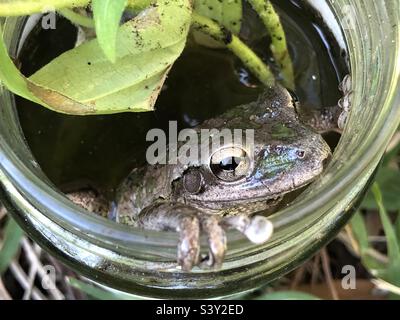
[210,147,251,182]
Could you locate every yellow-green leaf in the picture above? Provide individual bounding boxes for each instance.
[0,0,192,115]
[92,0,127,63]
[0,23,44,105]
[372,184,400,267]
[0,0,90,16]
[194,0,242,34]
[0,218,24,275]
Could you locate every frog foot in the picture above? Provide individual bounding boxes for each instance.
[139,206,230,271]
[139,204,274,270]
[138,202,202,271]
[337,74,353,130]
[199,214,274,269]
[66,189,111,218]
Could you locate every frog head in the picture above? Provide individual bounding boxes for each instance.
[180,85,332,213]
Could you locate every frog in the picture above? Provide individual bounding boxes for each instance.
[67,75,352,271]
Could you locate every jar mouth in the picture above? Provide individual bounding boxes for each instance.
[0,0,400,297]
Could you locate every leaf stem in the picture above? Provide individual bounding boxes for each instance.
[58,8,94,28]
[247,0,294,89]
[191,12,275,87]
[0,0,90,16]
[126,0,153,12]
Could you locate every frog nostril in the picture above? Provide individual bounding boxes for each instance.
[296,150,306,159]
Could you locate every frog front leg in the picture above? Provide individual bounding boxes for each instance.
[67,189,111,218]
[65,192,274,271]
[138,201,227,271]
[66,190,222,270]
[299,75,353,133]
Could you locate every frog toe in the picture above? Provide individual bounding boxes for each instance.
[177,216,201,271]
[200,216,227,269]
[339,74,352,95]
[222,214,274,244]
[337,75,353,130]
[243,216,274,244]
[67,189,111,218]
[137,202,201,271]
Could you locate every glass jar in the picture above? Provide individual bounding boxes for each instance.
[0,0,399,299]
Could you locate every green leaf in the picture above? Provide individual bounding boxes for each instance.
[1,20,91,113]
[58,8,95,28]
[0,0,90,16]
[194,0,242,34]
[255,291,320,300]
[350,212,370,254]
[372,183,400,297]
[383,139,400,166]
[67,277,138,300]
[350,212,386,271]
[362,167,400,211]
[396,211,400,243]
[372,184,400,266]
[0,218,24,275]
[0,24,43,105]
[92,0,127,63]
[126,0,151,12]
[0,0,192,115]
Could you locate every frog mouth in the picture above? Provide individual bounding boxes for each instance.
[192,162,327,205]
[191,183,305,204]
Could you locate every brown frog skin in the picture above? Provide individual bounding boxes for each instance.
[67,76,352,271]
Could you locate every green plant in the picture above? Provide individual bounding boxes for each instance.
[0,0,293,115]
[0,218,24,275]
[348,132,400,299]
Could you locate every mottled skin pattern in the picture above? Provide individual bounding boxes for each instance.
[68,76,352,271]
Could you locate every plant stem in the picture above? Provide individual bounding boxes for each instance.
[126,0,153,12]
[247,0,294,89]
[0,0,90,16]
[58,8,94,28]
[191,12,275,87]
[0,0,149,17]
